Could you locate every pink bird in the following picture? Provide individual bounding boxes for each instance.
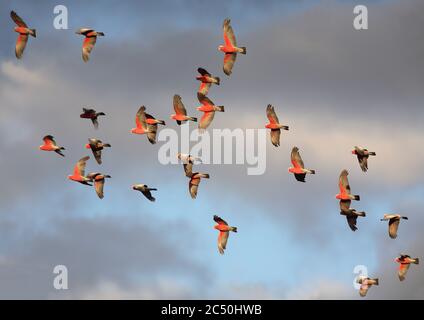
[10,11,36,59]
[131,106,150,135]
[39,135,65,157]
[288,147,315,182]
[213,215,237,255]
[67,156,92,186]
[336,170,360,201]
[218,18,246,76]
[196,67,220,95]
[75,28,104,62]
[395,254,419,281]
[357,277,379,297]
[171,95,197,125]
[86,172,111,199]
[80,108,106,129]
[145,112,166,144]
[265,105,289,147]
[197,93,224,131]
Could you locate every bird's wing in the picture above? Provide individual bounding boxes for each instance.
[92,149,102,165]
[147,123,158,144]
[218,231,229,255]
[15,34,28,59]
[198,82,211,95]
[142,189,155,202]
[173,95,187,116]
[94,177,105,199]
[74,156,89,176]
[189,176,200,199]
[223,53,237,76]
[199,111,215,130]
[197,67,211,76]
[184,162,193,177]
[197,93,215,106]
[291,147,304,169]
[91,118,99,129]
[213,215,228,226]
[135,106,148,130]
[11,11,28,27]
[270,129,280,147]
[43,135,56,146]
[358,155,368,172]
[398,263,410,281]
[266,104,279,124]
[339,199,351,212]
[339,170,351,195]
[389,218,400,239]
[223,18,236,47]
[359,283,369,297]
[82,35,97,62]
[346,215,358,231]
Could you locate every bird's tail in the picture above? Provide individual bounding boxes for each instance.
[158,120,166,125]
[104,175,112,178]
[414,258,419,265]
[231,227,238,233]
[149,188,157,191]
[369,152,376,156]
[203,174,210,179]
[103,143,111,148]
[308,169,316,174]
[97,112,106,116]
[357,211,366,217]
[215,106,225,112]
[97,32,105,36]
[189,117,197,122]
[239,47,247,54]
[215,77,221,85]
[373,278,379,286]
[30,29,36,38]
[55,149,65,157]
[282,126,289,130]
[354,195,360,201]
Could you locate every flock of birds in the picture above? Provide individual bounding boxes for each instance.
[10,10,419,298]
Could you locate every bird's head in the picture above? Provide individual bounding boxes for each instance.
[351,150,357,154]
[85,144,91,149]
[218,45,224,51]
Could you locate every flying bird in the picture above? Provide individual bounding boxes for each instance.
[39,135,65,157]
[265,105,289,147]
[171,95,197,125]
[10,11,36,59]
[196,68,220,95]
[197,93,224,131]
[213,215,237,255]
[177,153,202,164]
[395,254,419,281]
[339,199,366,231]
[357,277,379,297]
[75,28,105,62]
[352,146,376,172]
[336,169,360,201]
[67,156,92,186]
[85,138,111,164]
[145,112,166,144]
[380,214,408,239]
[131,106,150,135]
[218,18,246,76]
[133,184,157,202]
[288,147,315,182]
[183,161,210,199]
[80,108,106,129]
[87,172,111,199]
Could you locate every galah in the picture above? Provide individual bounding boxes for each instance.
[196,67,220,95]
[67,156,92,186]
[85,138,111,165]
[288,147,315,182]
[177,153,202,164]
[183,161,209,199]
[265,104,289,147]
[87,172,111,199]
[197,93,224,131]
[39,135,65,157]
[357,277,379,297]
[133,184,157,202]
[336,169,360,201]
[131,106,150,135]
[171,95,197,125]
[145,112,166,144]
[218,18,246,76]
[213,215,237,255]
[395,254,419,281]
[75,28,104,62]
[352,146,376,172]
[10,11,36,59]
[339,199,366,232]
[80,108,106,129]
[380,214,408,239]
